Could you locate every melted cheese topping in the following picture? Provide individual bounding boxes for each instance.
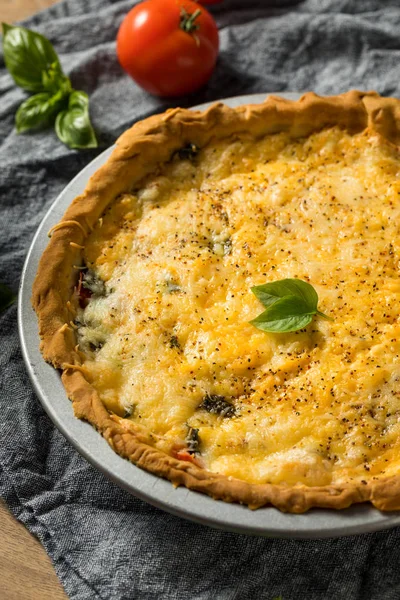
[78,127,400,487]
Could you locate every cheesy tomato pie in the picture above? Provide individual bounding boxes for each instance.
[33,91,400,512]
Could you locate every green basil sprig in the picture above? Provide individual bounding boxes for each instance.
[2,23,97,149]
[250,278,333,333]
[0,283,16,314]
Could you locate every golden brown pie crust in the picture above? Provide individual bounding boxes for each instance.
[32,90,400,513]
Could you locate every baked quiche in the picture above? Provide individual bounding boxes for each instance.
[33,91,400,513]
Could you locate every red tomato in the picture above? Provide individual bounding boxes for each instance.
[116,0,219,97]
[174,450,196,463]
[76,271,91,308]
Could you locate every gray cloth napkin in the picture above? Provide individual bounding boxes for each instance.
[2,1,400,598]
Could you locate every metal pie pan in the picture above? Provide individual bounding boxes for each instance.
[18,93,400,539]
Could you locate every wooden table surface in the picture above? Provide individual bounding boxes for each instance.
[2,0,59,23]
[1,3,69,599]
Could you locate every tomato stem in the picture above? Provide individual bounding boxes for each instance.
[180,8,201,34]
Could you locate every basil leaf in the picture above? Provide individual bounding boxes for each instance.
[16,90,67,133]
[250,295,314,333]
[2,23,62,93]
[3,24,97,151]
[41,61,71,95]
[0,283,16,313]
[55,91,98,149]
[251,278,318,310]
[250,278,332,333]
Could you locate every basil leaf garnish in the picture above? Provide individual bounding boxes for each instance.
[55,91,98,149]
[251,278,318,308]
[2,23,61,92]
[2,23,98,150]
[16,91,67,133]
[0,283,16,314]
[250,295,314,333]
[250,278,332,333]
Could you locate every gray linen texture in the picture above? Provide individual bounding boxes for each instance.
[1,1,400,598]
